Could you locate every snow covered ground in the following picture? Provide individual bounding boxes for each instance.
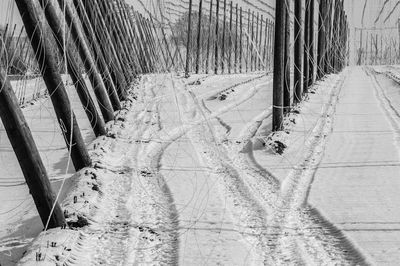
[2,67,400,265]
[0,77,97,265]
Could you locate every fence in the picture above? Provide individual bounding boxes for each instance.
[355,26,400,65]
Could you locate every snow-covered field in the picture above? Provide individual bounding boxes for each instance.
[0,76,97,265]
[2,67,400,265]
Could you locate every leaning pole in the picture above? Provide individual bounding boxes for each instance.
[15,0,91,171]
[0,67,65,228]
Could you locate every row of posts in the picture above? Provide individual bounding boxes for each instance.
[356,27,400,66]
[184,0,276,77]
[272,0,349,131]
[0,0,168,228]
[0,0,350,229]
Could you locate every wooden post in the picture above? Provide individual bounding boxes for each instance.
[58,0,118,123]
[120,1,145,73]
[0,24,9,58]
[266,20,271,70]
[98,1,131,95]
[73,0,126,103]
[381,34,383,64]
[15,0,91,171]
[254,12,259,71]
[240,7,243,73]
[148,18,169,71]
[365,32,369,65]
[93,0,131,83]
[97,0,133,80]
[7,27,24,73]
[250,11,255,72]
[309,0,315,86]
[74,0,127,102]
[185,0,193,77]
[205,0,213,74]
[135,12,154,73]
[317,0,327,78]
[263,18,268,70]
[294,0,303,104]
[221,0,227,74]
[0,67,65,228]
[214,0,220,74]
[102,1,137,77]
[112,0,141,74]
[143,18,161,72]
[39,0,109,137]
[332,0,340,71]
[228,1,233,74]
[159,22,176,69]
[284,1,290,113]
[303,0,310,94]
[195,0,203,74]
[273,0,286,131]
[258,15,263,71]
[324,0,332,73]
[375,34,378,65]
[246,9,250,72]
[168,22,186,69]
[234,3,238,73]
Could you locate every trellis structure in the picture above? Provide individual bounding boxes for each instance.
[0,0,350,230]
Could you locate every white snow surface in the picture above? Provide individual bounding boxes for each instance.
[2,68,400,265]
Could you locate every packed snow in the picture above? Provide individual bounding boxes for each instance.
[1,67,400,265]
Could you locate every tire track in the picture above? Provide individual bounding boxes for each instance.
[192,71,370,265]
[127,76,180,265]
[367,68,400,160]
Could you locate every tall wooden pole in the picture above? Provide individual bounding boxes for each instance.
[308,0,315,86]
[15,0,91,171]
[149,17,169,71]
[304,0,310,93]
[58,0,118,124]
[234,3,238,72]
[254,12,259,71]
[0,67,65,228]
[263,18,268,70]
[118,1,144,72]
[250,11,255,72]
[294,0,303,104]
[221,0,227,74]
[214,0,220,74]
[73,0,126,102]
[76,0,127,101]
[205,0,213,74]
[101,0,136,78]
[39,0,109,137]
[258,15,263,71]
[317,0,327,79]
[324,0,333,73]
[135,12,153,73]
[240,7,243,73]
[185,0,193,77]
[96,0,133,81]
[195,0,203,74]
[246,9,250,72]
[284,0,291,113]
[228,1,233,73]
[273,0,286,131]
[159,22,176,69]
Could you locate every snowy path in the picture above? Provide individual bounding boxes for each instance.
[309,67,400,265]
[13,69,399,265]
[169,71,367,264]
